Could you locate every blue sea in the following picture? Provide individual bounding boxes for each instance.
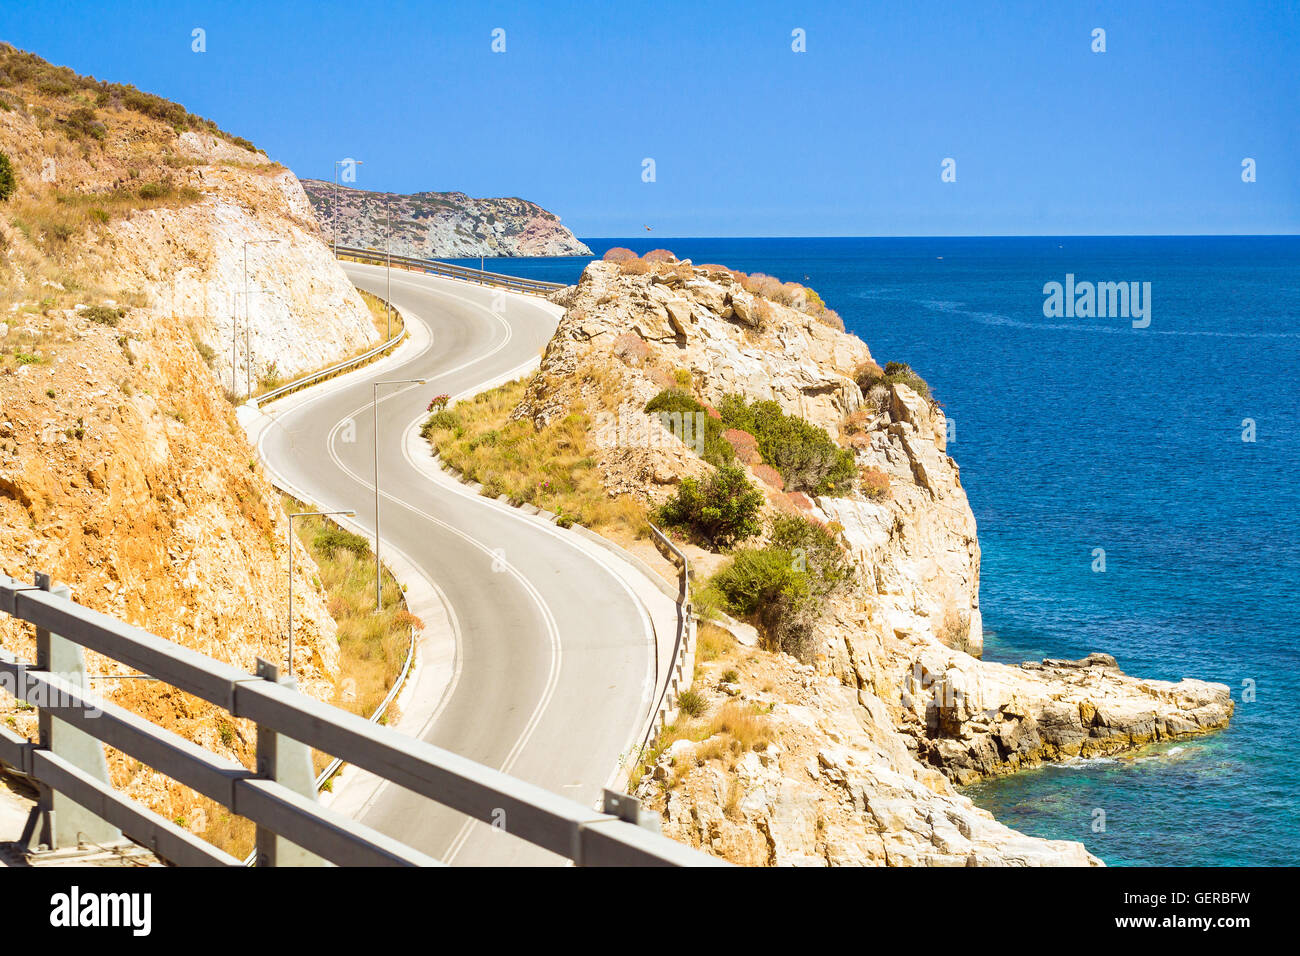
[447,237,1300,867]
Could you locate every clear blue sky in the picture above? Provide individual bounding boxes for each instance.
[2,0,1296,236]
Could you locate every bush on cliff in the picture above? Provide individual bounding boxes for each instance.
[709,514,851,660]
[644,388,734,467]
[0,151,15,202]
[657,462,764,548]
[717,395,855,496]
[856,360,931,401]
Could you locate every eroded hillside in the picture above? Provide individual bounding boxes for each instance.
[0,45,378,836]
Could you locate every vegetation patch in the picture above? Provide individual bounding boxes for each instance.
[644,387,733,466]
[657,462,764,549]
[0,151,15,202]
[282,498,420,725]
[421,377,647,538]
[856,360,932,401]
[82,305,124,326]
[628,699,774,792]
[716,395,855,496]
[706,514,852,660]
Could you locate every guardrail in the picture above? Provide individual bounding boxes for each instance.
[337,246,567,296]
[0,571,724,866]
[640,524,696,751]
[257,325,408,406]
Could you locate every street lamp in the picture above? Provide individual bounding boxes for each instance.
[385,196,393,340]
[372,378,426,611]
[288,509,355,678]
[235,288,274,399]
[243,239,280,397]
[333,159,363,257]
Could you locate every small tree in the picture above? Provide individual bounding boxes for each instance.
[657,462,764,549]
[0,151,16,202]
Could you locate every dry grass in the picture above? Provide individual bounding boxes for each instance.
[858,466,891,500]
[695,622,734,663]
[282,495,418,724]
[422,377,648,538]
[628,700,775,790]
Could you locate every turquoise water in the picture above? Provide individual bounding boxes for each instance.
[448,237,1300,866]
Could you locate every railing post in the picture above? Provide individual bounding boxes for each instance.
[22,573,122,852]
[253,658,327,867]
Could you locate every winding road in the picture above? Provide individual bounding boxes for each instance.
[253,262,659,866]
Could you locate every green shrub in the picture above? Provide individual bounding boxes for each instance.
[711,547,812,618]
[768,513,853,592]
[716,395,855,496]
[0,151,15,202]
[313,526,370,559]
[62,106,106,141]
[709,514,851,661]
[858,361,931,400]
[137,181,171,200]
[676,688,707,718]
[657,462,763,548]
[644,388,733,467]
[420,409,461,437]
[83,305,124,326]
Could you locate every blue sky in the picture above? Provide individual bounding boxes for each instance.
[2,0,1296,236]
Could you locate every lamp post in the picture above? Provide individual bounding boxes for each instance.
[230,293,238,395]
[372,379,426,611]
[288,509,355,678]
[243,239,280,398]
[333,159,363,257]
[235,288,274,399]
[385,196,393,341]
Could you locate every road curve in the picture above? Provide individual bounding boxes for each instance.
[257,262,656,865]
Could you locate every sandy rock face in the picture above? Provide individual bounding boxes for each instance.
[97,164,379,393]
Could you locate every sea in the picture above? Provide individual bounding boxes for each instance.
[445,236,1299,867]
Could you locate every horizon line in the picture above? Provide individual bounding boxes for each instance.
[574,233,1300,241]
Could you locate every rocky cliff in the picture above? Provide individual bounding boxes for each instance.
[521,255,1233,865]
[300,179,592,259]
[0,46,377,834]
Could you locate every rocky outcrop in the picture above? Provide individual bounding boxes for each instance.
[300,180,591,259]
[641,642,1101,866]
[893,649,1233,785]
[525,256,1232,865]
[97,148,380,392]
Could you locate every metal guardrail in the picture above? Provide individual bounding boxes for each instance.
[337,246,566,296]
[0,571,724,866]
[257,326,408,406]
[640,524,695,752]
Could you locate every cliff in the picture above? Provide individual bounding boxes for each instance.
[521,255,1233,865]
[0,46,377,833]
[300,179,592,259]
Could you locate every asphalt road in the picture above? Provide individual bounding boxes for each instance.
[257,262,656,865]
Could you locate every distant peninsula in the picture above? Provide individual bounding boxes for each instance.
[299,179,592,259]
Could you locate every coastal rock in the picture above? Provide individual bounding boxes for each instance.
[300,179,591,259]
